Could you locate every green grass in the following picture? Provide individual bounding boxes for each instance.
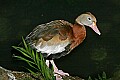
[12,37,55,80]
[88,72,109,80]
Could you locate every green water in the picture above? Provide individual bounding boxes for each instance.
[0,0,120,79]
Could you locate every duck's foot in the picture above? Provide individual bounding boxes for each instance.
[49,60,69,80]
[54,70,69,76]
[46,60,69,80]
[49,60,69,76]
[54,70,69,80]
[55,74,63,80]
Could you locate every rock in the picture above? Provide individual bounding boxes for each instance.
[0,66,33,80]
[0,66,84,80]
[0,66,15,80]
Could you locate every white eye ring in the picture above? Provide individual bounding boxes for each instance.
[87,17,91,21]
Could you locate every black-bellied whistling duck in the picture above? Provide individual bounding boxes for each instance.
[25,12,101,79]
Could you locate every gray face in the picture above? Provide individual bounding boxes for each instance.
[75,12,101,35]
[76,13,97,26]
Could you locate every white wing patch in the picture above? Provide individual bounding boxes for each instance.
[32,34,70,56]
[35,41,69,55]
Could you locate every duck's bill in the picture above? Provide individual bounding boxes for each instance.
[89,22,101,35]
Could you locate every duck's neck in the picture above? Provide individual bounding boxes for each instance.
[70,23,86,49]
[72,23,86,39]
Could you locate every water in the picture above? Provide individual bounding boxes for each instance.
[0,0,120,79]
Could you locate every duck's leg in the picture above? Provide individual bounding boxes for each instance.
[45,60,50,67]
[45,60,63,80]
[50,60,69,76]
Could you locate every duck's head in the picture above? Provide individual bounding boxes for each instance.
[76,12,101,35]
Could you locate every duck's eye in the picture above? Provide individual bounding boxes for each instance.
[87,17,91,21]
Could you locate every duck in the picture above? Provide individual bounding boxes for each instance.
[25,12,101,79]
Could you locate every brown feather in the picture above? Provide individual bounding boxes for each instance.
[35,34,70,47]
[70,23,86,49]
[26,20,74,48]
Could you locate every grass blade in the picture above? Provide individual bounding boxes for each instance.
[27,62,38,71]
[12,46,32,59]
[14,56,35,65]
[102,72,107,79]
[98,74,102,80]
[26,68,37,76]
[22,37,28,50]
[36,52,41,69]
[88,76,92,80]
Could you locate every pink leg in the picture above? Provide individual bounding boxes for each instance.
[50,60,69,76]
[45,60,50,67]
[46,60,63,80]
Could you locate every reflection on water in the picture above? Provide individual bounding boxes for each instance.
[90,48,107,61]
[0,0,120,78]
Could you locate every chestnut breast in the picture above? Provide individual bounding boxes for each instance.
[70,24,86,49]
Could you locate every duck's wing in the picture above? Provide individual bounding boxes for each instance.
[26,20,74,57]
[26,20,73,43]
